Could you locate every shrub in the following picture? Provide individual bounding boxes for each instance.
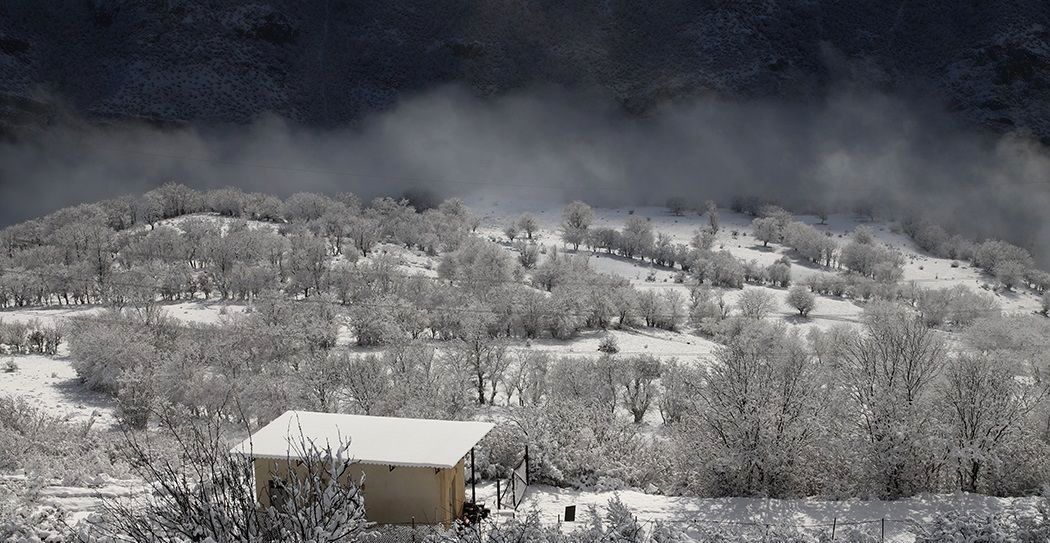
[91,409,371,542]
[0,397,118,483]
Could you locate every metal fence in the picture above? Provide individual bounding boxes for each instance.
[623,515,924,542]
[495,446,529,510]
[363,515,924,543]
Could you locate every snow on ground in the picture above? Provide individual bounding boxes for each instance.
[160,212,279,234]
[508,328,720,363]
[35,476,146,526]
[0,300,249,427]
[0,300,248,328]
[0,354,117,428]
[477,484,1041,542]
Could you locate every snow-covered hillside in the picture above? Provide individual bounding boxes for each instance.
[1,196,1048,541]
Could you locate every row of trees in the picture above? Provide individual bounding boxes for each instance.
[0,190,480,307]
[557,201,908,296]
[904,219,1046,292]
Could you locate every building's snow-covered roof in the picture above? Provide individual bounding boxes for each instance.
[231,411,495,469]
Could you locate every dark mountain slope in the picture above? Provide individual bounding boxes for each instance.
[0,1,1048,136]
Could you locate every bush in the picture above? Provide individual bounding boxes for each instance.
[598,334,620,354]
[973,240,1033,275]
[916,286,1000,327]
[90,409,371,542]
[912,511,1018,543]
[0,397,119,484]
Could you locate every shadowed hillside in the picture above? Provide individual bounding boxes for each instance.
[1,1,1049,137]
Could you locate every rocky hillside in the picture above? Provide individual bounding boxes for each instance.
[1,1,1049,136]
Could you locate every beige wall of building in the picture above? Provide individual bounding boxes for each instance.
[253,458,466,525]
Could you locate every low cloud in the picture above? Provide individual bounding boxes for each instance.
[2,85,1049,264]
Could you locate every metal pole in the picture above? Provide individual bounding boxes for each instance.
[881,518,885,541]
[831,517,836,540]
[496,479,501,510]
[470,448,476,504]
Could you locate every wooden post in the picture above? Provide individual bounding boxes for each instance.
[831,517,836,540]
[496,479,501,510]
[881,518,885,541]
[511,473,517,509]
[470,448,477,504]
[524,445,530,485]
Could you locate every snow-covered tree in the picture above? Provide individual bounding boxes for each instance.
[619,216,654,260]
[752,217,779,247]
[516,213,539,239]
[941,353,1045,492]
[705,200,720,233]
[737,289,776,320]
[503,222,520,241]
[786,285,815,317]
[839,303,947,498]
[562,201,594,251]
[689,321,825,496]
[616,355,662,423]
[666,196,688,216]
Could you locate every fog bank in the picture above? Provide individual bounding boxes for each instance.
[1,86,1048,264]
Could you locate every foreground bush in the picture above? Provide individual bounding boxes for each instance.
[83,408,371,543]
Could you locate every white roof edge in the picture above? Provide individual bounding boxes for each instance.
[228,412,494,468]
[235,452,462,469]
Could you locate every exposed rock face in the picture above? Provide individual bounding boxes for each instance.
[1,1,1048,137]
